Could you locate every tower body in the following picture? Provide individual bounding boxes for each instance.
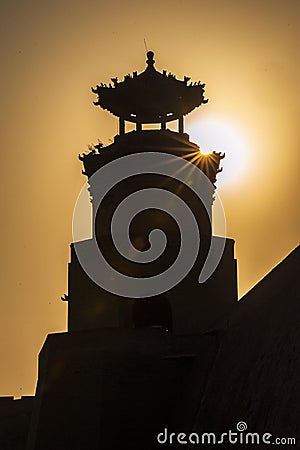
[68,128,237,334]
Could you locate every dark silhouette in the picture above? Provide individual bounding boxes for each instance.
[0,52,299,450]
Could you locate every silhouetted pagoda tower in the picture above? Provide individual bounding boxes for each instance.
[27,52,238,450]
[68,51,237,334]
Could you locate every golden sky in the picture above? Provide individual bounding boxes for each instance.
[0,0,299,396]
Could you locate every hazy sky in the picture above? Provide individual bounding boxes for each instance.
[0,0,299,396]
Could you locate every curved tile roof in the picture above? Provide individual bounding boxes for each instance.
[92,51,208,123]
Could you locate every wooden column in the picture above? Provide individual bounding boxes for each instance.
[119,117,125,135]
[178,116,184,133]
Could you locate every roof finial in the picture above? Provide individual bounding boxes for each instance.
[146,51,155,68]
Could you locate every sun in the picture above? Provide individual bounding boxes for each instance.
[185,117,250,187]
